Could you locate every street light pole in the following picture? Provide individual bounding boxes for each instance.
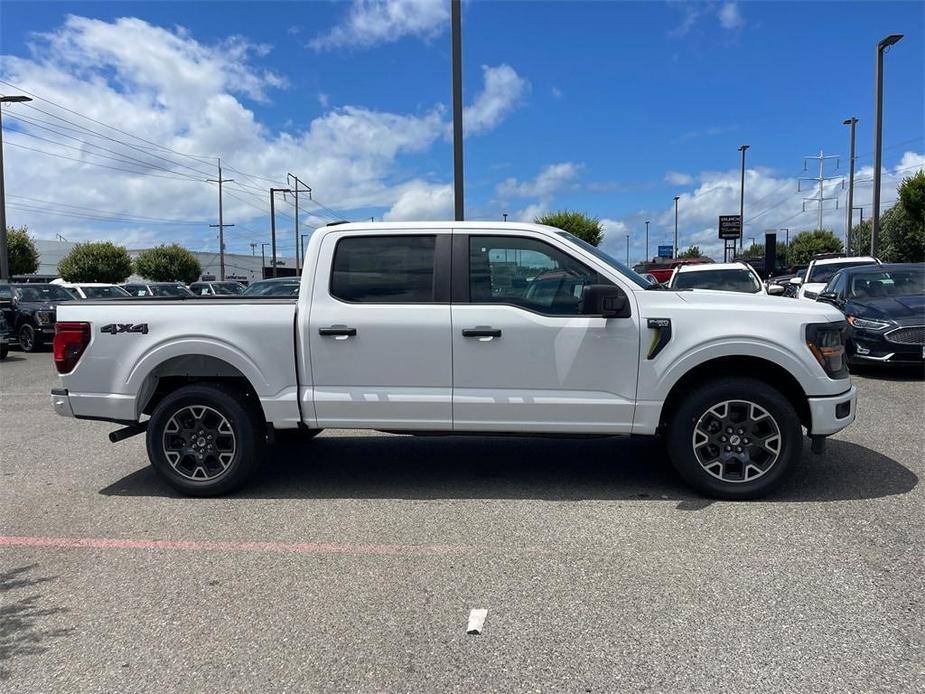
[738,144,750,252]
[843,117,858,251]
[625,234,630,266]
[673,197,679,258]
[644,220,650,262]
[871,33,903,258]
[451,0,464,221]
[0,95,33,281]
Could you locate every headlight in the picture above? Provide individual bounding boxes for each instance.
[35,310,54,326]
[847,315,891,331]
[806,321,848,378]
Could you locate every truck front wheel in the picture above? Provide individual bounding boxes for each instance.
[146,383,265,496]
[667,378,802,500]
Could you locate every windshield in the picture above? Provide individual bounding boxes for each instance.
[152,284,192,297]
[81,285,130,298]
[673,269,762,293]
[213,282,245,295]
[809,260,876,284]
[243,280,300,296]
[14,284,75,302]
[555,231,649,288]
[847,267,924,299]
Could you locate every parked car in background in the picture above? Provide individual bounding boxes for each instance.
[1,283,75,352]
[189,281,246,296]
[791,255,879,301]
[242,277,301,297]
[668,262,782,295]
[50,280,131,299]
[122,282,194,297]
[817,263,925,365]
[634,257,712,284]
[0,312,9,359]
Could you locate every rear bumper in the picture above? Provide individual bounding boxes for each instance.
[51,388,74,418]
[50,388,136,424]
[807,386,857,436]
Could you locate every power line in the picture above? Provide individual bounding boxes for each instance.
[7,194,210,224]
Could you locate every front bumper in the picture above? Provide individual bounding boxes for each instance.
[849,332,924,364]
[807,385,857,436]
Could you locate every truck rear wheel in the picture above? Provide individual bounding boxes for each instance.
[146,383,265,496]
[667,378,802,500]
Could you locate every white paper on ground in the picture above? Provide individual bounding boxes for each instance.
[466,608,488,635]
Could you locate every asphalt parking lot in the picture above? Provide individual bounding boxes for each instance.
[1,350,923,692]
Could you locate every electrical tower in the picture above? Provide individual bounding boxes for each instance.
[208,158,234,280]
[799,150,842,232]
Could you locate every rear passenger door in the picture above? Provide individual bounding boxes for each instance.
[306,230,452,429]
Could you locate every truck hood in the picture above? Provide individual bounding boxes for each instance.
[669,288,844,322]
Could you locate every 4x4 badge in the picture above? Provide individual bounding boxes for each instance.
[100,323,148,335]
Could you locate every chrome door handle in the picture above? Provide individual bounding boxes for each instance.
[462,327,502,338]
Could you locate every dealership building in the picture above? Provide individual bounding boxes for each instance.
[22,239,300,285]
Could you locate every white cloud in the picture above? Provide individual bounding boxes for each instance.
[496,162,581,199]
[551,86,563,99]
[383,181,453,220]
[1,17,527,252]
[310,0,449,52]
[717,2,745,30]
[665,171,695,186]
[462,64,530,135]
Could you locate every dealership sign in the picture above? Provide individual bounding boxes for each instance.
[657,245,674,258]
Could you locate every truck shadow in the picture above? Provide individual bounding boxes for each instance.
[100,435,917,508]
[0,565,73,681]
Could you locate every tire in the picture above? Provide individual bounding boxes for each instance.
[18,323,40,353]
[146,383,265,496]
[666,378,802,500]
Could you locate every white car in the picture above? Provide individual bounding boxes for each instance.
[50,279,131,300]
[791,256,879,301]
[668,262,782,295]
[50,221,856,500]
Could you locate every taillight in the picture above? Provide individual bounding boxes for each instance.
[54,322,91,374]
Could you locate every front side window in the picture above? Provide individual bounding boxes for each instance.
[153,284,192,297]
[673,269,762,293]
[469,236,611,315]
[331,235,436,303]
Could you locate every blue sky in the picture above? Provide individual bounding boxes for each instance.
[1,0,922,262]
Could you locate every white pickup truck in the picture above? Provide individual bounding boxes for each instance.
[51,222,857,499]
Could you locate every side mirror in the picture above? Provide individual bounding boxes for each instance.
[789,276,803,286]
[767,284,785,296]
[817,291,841,306]
[580,284,630,318]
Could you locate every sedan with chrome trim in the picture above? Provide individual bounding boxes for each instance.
[816,263,925,365]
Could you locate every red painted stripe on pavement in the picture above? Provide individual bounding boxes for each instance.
[0,535,464,556]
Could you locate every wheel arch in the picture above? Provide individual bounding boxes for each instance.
[658,355,810,432]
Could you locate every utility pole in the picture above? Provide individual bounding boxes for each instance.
[208,159,234,281]
[260,242,269,279]
[287,174,311,273]
[872,34,903,257]
[799,150,842,232]
[250,242,257,256]
[625,234,630,266]
[851,207,864,254]
[270,187,291,278]
[0,94,33,281]
[451,0,464,221]
[843,117,858,251]
[738,144,749,251]
[673,197,680,258]
[644,220,650,262]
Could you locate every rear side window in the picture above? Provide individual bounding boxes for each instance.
[331,235,436,303]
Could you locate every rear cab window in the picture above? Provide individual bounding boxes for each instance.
[330,235,438,303]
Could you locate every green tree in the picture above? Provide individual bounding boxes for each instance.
[58,242,133,283]
[6,226,40,276]
[133,244,201,283]
[786,229,843,266]
[741,243,764,259]
[848,219,872,257]
[535,210,604,246]
[678,245,702,259]
[898,170,925,224]
[849,204,924,263]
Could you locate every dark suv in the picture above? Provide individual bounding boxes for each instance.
[1,283,76,352]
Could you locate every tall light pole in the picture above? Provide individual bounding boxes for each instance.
[260,242,269,279]
[625,234,630,266]
[0,94,33,280]
[644,220,650,262]
[851,207,864,254]
[673,197,680,258]
[451,0,464,221]
[502,213,508,222]
[269,187,291,278]
[842,117,858,250]
[871,33,903,258]
[738,144,750,251]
